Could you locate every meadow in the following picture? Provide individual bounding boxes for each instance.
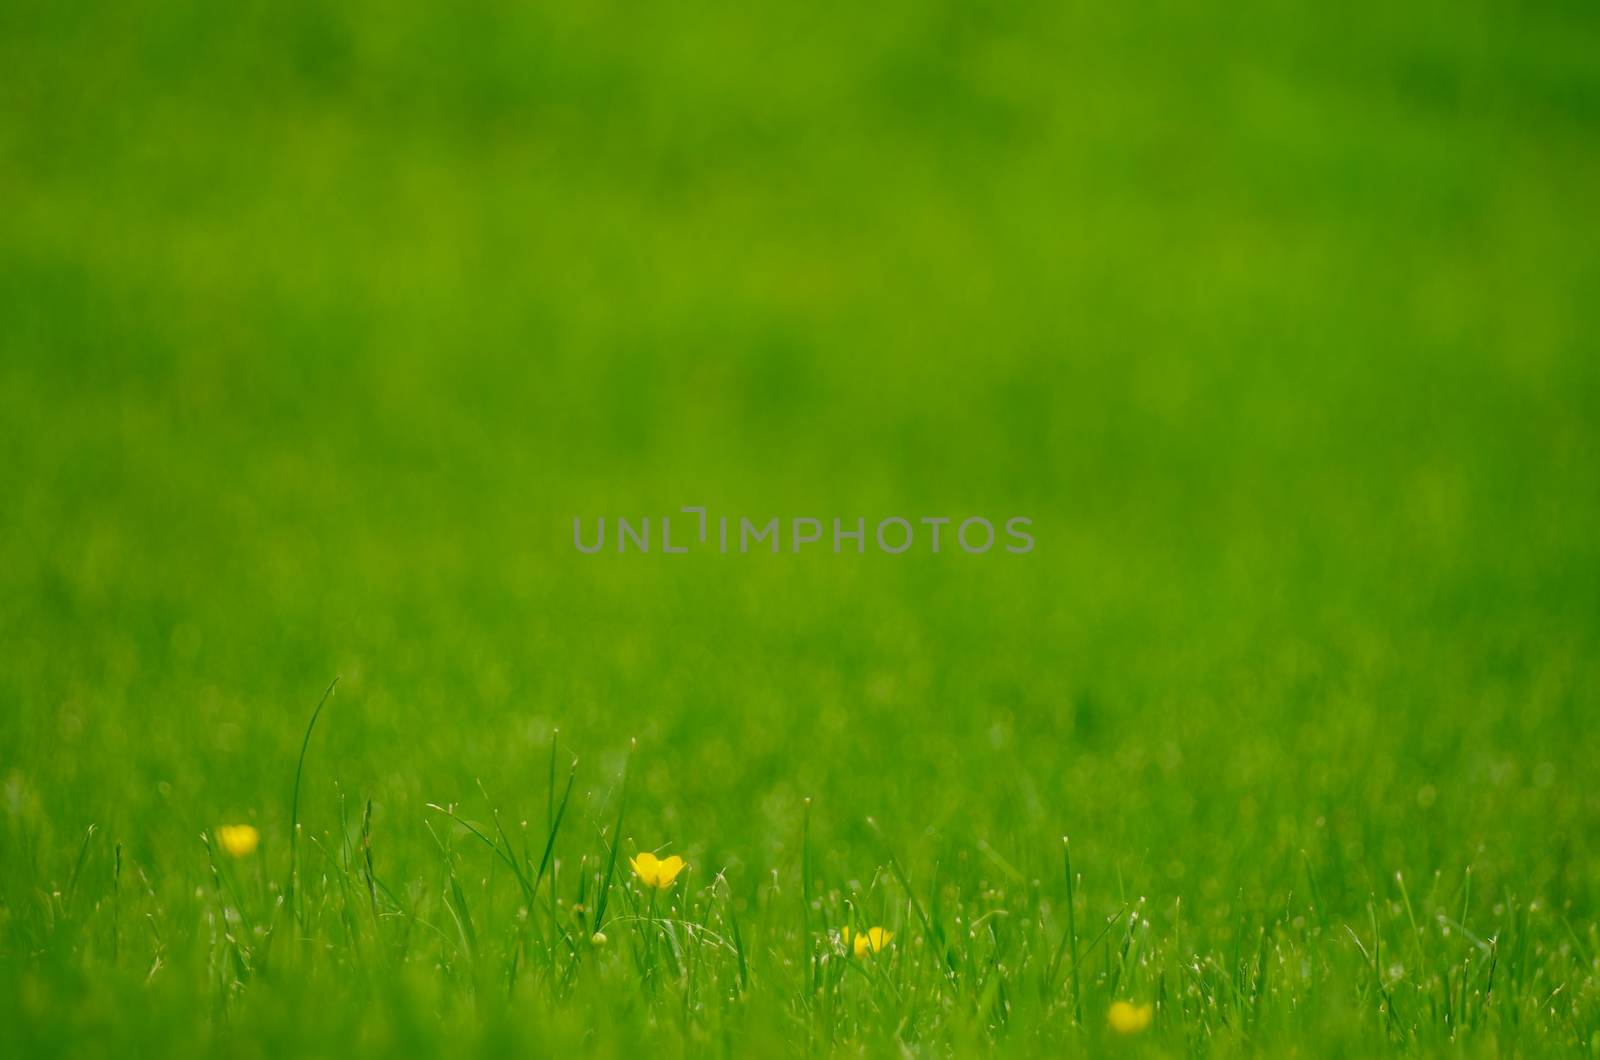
[3,0,1600,1055]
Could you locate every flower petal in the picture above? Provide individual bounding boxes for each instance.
[1108,1001,1153,1034]
[629,853,657,887]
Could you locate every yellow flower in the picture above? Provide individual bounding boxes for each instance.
[216,824,260,858]
[629,850,687,889]
[843,925,893,957]
[1108,1001,1153,1034]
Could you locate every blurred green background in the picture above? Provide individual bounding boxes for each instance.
[3,0,1599,1053]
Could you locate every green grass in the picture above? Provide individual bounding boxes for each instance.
[3,0,1600,1055]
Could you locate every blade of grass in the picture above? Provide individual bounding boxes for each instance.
[288,677,339,928]
[591,739,633,935]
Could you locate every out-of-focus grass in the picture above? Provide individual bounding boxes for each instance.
[2,1,1599,1055]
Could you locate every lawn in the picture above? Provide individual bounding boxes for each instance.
[3,1,1599,1055]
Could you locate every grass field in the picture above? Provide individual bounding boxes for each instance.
[4,1,1600,1055]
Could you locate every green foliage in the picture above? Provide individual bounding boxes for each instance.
[3,0,1599,1054]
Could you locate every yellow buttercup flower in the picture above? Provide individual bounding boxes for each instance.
[843,925,893,957]
[1108,1001,1153,1034]
[217,824,260,858]
[629,850,687,889]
